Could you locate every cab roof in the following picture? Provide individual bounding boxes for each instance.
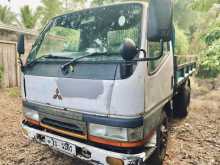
[53,1,148,20]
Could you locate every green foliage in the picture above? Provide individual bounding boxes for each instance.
[92,0,117,5]
[20,5,39,29]
[38,0,63,25]
[198,39,220,78]
[184,0,220,78]
[198,18,220,78]
[63,0,86,11]
[175,26,189,55]
[0,5,17,25]
[204,27,220,46]
[6,88,20,97]
[174,0,199,32]
[0,65,3,87]
[191,0,220,11]
[92,0,144,6]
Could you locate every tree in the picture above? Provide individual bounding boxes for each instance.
[92,0,113,6]
[38,0,63,26]
[191,0,220,11]
[174,0,199,31]
[20,5,39,29]
[175,25,189,55]
[64,0,86,10]
[189,0,220,77]
[0,5,17,25]
[198,39,220,78]
[91,0,142,6]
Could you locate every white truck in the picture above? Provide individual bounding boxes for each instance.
[17,1,196,165]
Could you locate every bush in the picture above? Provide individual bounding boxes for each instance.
[175,26,189,55]
[198,39,220,78]
[204,27,220,46]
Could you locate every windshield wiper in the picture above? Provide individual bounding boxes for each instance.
[60,52,112,72]
[25,54,73,68]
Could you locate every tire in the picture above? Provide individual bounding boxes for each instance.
[187,79,191,106]
[146,113,169,165]
[173,79,191,118]
[164,102,173,119]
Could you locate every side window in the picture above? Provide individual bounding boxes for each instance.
[148,41,170,73]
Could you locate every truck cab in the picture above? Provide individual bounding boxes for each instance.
[18,1,194,165]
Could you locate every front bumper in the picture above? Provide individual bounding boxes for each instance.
[22,124,154,165]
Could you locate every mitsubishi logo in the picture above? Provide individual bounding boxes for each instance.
[53,88,63,100]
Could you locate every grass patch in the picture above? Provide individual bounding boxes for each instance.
[0,65,3,88]
[6,88,20,97]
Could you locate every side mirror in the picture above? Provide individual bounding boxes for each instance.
[17,33,25,56]
[147,0,173,42]
[120,38,138,60]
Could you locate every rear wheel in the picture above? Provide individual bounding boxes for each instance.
[146,113,169,165]
[173,79,191,118]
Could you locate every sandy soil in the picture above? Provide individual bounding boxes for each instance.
[0,77,219,165]
[164,78,220,165]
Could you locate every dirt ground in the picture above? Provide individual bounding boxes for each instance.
[0,77,219,165]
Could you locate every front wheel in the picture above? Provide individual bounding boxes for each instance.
[173,79,191,118]
[146,114,169,165]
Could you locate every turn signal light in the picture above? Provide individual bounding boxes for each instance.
[26,117,40,126]
[106,157,124,165]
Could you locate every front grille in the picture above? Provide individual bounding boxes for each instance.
[23,101,87,137]
[38,110,87,135]
[41,118,84,134]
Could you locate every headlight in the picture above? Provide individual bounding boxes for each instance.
[89,123,143,142]
[23,108,39,122]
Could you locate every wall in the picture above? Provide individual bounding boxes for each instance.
[0,24,37,88]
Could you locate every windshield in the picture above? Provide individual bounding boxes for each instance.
[28,3,143,62]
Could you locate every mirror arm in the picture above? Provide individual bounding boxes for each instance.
[134,54,163,62]
[132,39,164,62]
[137,48,147,58]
